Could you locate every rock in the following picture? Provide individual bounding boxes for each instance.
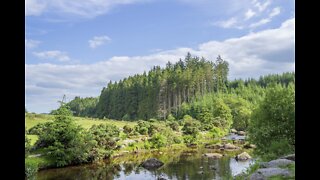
[203,153,223,159]
[188,143,197,148]
[280,154,295,161]
[224,143,238,149]
[157,178,167,180]
[244,144,256,149]
[262,159,295,168]
[122,139,136,145]
[205,144,223,149]
[235,152,251,161]
[231,129,237,133]
[140,158,164,170]
[237,131,246,135]
[250,168,292,180]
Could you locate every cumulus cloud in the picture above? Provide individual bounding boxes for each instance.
[25,0,150,18]
[26,18,295,113]
[33,50,71,62]
[25,39,41,49]
[89,36,111,49]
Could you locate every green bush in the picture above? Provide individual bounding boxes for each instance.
[150,133,167,149]
[37,105,95,167]
[28,123,50,135]
[25,160,38,179]
[181,119,201,136]
[209,126,225,138]
[183,135,197,145]
[134,120,151,135]
[166,121,180,131]
[25,135,31,158]
[248,84,295,161]
[123,125,133,135]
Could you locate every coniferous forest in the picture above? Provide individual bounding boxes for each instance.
[65,53,294,125]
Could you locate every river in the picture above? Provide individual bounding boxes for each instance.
[36,146,254,180]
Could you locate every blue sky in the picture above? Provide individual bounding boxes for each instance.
[25,0,295,113]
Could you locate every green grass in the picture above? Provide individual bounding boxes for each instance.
[25,113,137,131]
[25,155,56,169]
[27,135,39,146]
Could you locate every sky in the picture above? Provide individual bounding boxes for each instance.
[25,0,295,113]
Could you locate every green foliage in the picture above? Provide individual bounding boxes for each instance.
[248,83,295,160]
[28,123,48,135]
[25,135,31,158]
[122,114,131,121]
[36,105,95,167]
[166,121,180,131]
[223,95,252,130]
[167,114,176,121]
[149,133,167,149]
[25,160,38,179]
[182,119,201,136]
[123,125,133,135]
[134,120,151,135]
[183,135,197,145]
[209,127,226,139]
[211,98,232,129]
[66,96,98,117]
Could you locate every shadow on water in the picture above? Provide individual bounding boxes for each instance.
[36,147,254,180]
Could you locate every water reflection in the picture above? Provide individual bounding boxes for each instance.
[36,149,253,180]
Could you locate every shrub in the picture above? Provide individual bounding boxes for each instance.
[183,135,197,145]
[37,105,95,167]
[134,120,151,135]
[182,119,201,136]
[123,125,133,135]
[25,160,38,179]
[248,84,295,160]
[167,114,176,121]
[209,126,225,139]
[166,121,180,131]
[28,123,50,135]
[150,133,167,149]
[25,135,31,158]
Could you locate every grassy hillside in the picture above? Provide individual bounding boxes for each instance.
[25,113,137,130]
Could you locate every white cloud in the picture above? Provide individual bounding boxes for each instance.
[33,50,71,62]
[249,6,281,28]
[215,17,239,29]
[25,0,150,18]
[245,9,256,20]
[25,39,41,49]
[26,18,294,113]
[89,36,111,49]
[25,0,47,16]
[254,0,271,12]
[269,7,281,17]
[249,18,270,28]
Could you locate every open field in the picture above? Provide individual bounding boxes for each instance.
[25,113,138,130]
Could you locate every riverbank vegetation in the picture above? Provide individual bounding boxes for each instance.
[25,53,294,178]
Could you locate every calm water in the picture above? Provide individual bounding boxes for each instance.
[36,147,254,180]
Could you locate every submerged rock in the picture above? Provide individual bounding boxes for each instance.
[224,143,238,149]
[260,159,295,168]
[140,158,164,170]
[235,152,251,161]
[250,168,292,180]
[203,153,223,159]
